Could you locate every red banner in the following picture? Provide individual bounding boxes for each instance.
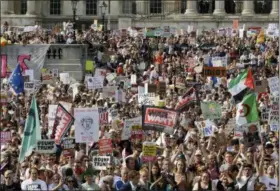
[51,104,74,145]
[99,108,109,125]
[99,139,113,155]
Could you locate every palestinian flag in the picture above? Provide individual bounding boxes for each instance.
[236,93,259,126]
[228,69,254,97]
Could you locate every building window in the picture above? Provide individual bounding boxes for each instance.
[50,0,61,15]
[122,0,136,14]
[254,0,272,14]
[150,0,162,14]
[21,0,27,14]
[86,0,97,15]
[181,0,186,13]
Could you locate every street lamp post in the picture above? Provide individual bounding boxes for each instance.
[71,0,79,39]
[99,1,107,33]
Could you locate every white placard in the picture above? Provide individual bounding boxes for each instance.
[94,68,107,77]
[121,117,141,140]
[267,77,279,96]
[36,140,56,154]
[138,93,156,106]
[74,108,100,143]
[59,73,70,84]
[92,156,111,170]
[103,86,118,98]
[211,56,227,67]
[87,76,104,89]
[131,74,137,85]
[115,90,126,102]
[25,69,34,81]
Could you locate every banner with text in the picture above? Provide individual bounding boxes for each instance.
[142,106,178,134]
[1,45,50,79]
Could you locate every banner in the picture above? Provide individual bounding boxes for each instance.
[0,132,11,144]
[138,93,156,106]
[203,66,227,77]
[142,106,178,134]
[121,117,142,140]
[201,102,222,120]
[92,156,111,170]
[36,140,56,154]
[1,45,50,79]
[142,142,157,162]
[74,108,99,143]
[99,139,113,155]
[175,95,196,111]
[48,103,72,133]
[51,104,74,145]
[61,138,75,150]
[267,77,279,96]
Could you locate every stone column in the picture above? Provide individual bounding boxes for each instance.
[1,1,9,14]
[242,0,254,15]
[213,0,226,15]
[26,0,37,15]
[270,0,279,16]
[185,0,197,15]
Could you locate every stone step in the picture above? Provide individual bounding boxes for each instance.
[44,63,83,72]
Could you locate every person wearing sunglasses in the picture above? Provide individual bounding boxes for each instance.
[0,170,21,191]
[65,176,79,191]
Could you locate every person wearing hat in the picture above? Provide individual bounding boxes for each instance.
[81,168,99,190]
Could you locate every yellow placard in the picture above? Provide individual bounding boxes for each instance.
[85,60,95,72]
[142,143,156,157]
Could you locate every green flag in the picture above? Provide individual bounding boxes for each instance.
[200,101,222,120]
[236,93,259,126]
[19,97,41,162]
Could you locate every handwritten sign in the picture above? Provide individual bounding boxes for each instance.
[267,77,279,96]
[36,140,56,154]
[99,139,113,155]
[138,93,156,106]
[203,66,227,77]
[142,142,157,162]
[92,156,111,170]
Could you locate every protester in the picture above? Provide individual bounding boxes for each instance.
[0,21,279,191]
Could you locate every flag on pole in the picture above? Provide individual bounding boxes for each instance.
[228,69,254,96]
[236,93,259,126]
[18,97,41,162]
[9,64,24,95]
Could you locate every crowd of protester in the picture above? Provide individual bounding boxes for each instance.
[0,20,279,191]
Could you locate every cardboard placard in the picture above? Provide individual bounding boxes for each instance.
[92,156,111,170]
[99,139,113,155]
[36,140,56,154]
[0,132,11,144]
[62,138,75,150]
[142,142,157,162]
[203,66,227,77]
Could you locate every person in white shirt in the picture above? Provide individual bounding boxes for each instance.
[236,163,258,191]
[21,167,48,191]
[258,154,278,191]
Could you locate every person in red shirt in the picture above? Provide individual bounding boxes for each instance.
[117,63,124,75]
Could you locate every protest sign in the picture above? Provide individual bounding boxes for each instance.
[270,124,278,132]
[51,104,74,145]
[267,77,279,96]
[131,74,137,85]
[131,124,143,140]
[98,108,109,125]
[74,108,99,143]
[24,82,34,96]
[211,56,228,67]
[142,142,157,162]
[234,126,245,138]
[41,68,55,84]
[200,102,222,120]
[201,120,215,137]
[1,45,50,79]
[121,117,142,140]
[92,156,111,170]
[144,83,157,93]
[138,93,156,106]
[175,77,186,89]
[175,94,196,111]
[115,90,126,102]
[25,69,34,81]
[0,132,11,144]
[61,138,75,150]
[95,68,107,77]
[102,86,118,98]
[48,103,72,133]
[254,79,268,93]
[87,76,104,89]
[142,106,178,134]
[203,66,227,77]
[269,96,279,124]
[36,140,56,154]
[243,122,261,147]
[99,139,113,155]
[232,19,239,30]
[0,92,8,105]
[59,73,70,84]
[261,111,269,121]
